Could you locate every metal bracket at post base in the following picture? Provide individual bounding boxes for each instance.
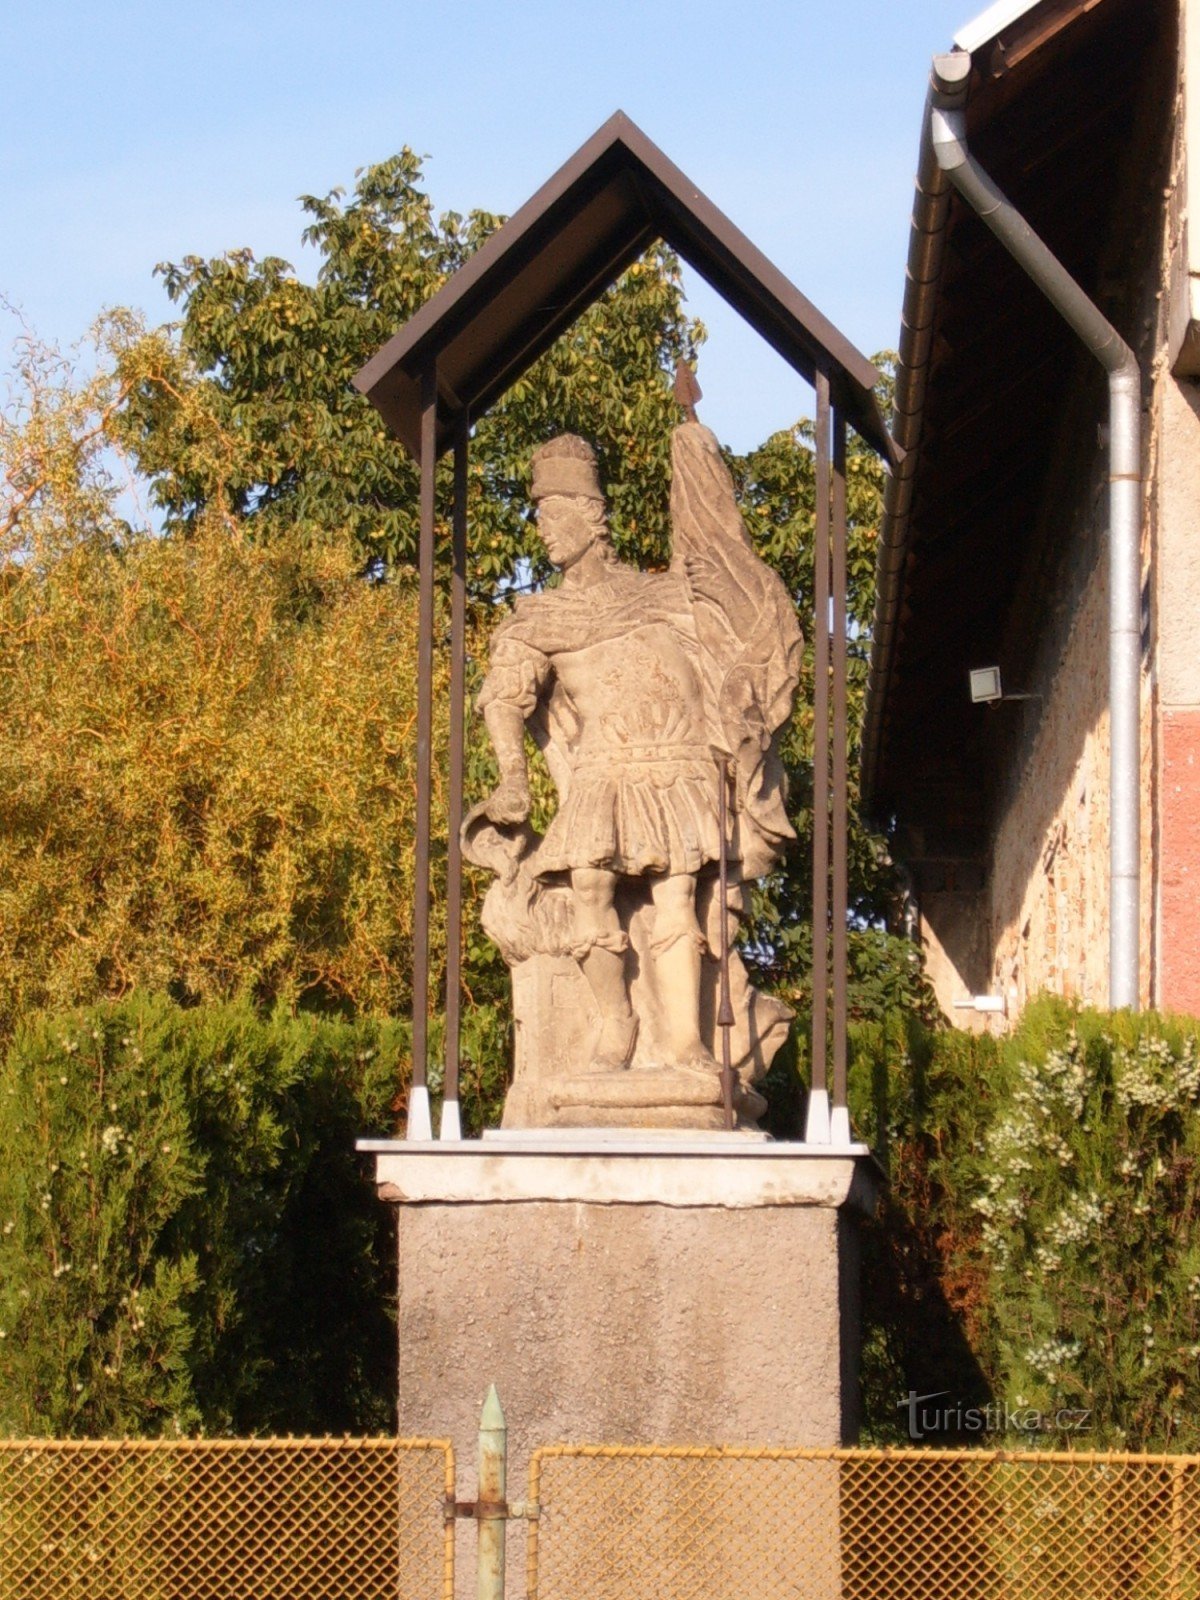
[445,1498,540,1522]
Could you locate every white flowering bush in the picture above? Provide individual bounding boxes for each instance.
[958,1002,1200,1446]
[852,998,1200,1448]
[0,992,402,1436]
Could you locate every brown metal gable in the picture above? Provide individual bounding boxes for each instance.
[353,111,895,466]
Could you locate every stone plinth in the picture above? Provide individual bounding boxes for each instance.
[361,1133,881,1478]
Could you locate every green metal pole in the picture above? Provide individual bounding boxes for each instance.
[477,1385,507,1600]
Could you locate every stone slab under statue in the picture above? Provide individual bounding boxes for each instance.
[463,416,802,1130]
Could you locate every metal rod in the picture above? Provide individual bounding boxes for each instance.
[442,1445,457,1600]
[441,411,468,1140]
[527,1450,542,1600]
[809,371,832,1123]
[408,365,437,1142]
[526,1440,1200,1467]
[716,756,735,1131]
[831,405,849,1117]
[477,1386,507,1600]
[930,80,1142,1011]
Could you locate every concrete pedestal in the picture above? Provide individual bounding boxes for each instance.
[361,1133,881,1478]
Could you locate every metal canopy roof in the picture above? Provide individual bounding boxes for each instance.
[353,110,897,466]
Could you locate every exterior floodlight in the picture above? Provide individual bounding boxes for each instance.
[954,993,1007,1016]
[969,666,1003,703]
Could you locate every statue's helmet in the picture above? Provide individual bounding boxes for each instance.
[530,435,604,503]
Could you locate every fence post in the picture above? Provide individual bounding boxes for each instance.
[477,1385,507,1600]
[1171,1457,1185,1600]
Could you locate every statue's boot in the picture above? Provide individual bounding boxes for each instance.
[653,927,719,1076]
[579,945,638,1070]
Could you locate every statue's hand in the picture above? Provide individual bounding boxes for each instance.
[683,548,723,599]
[484,774,531,826]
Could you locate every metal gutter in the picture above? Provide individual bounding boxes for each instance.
[927,67,1142,1010]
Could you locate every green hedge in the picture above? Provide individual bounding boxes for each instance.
[0,993,402,1437]
[7,988,1197,1450]
[853,998,1200,1450]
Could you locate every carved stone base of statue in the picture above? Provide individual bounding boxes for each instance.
[503,939,783,1129]
[545,1066,767,1129]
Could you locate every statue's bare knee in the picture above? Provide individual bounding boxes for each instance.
[572,866,616,917]
[570,867,625,949]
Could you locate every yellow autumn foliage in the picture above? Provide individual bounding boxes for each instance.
[0,316,448,1037]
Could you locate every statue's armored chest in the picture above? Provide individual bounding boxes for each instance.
[552,620,707,755]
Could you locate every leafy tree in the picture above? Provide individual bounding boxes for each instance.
[113,150,699,586]
[0,386,447,1042]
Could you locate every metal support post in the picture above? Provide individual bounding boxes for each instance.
[717,756,736,1130]
[408,365,438,1142]
[445,1388,541,1596]
[441,411,469,1141]
[806,370,832,1144]
[477,1385,507,1600]
[830,405,850,1146]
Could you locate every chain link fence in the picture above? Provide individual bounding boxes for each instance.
[3,1433,1198,1599]
[0,1436,453,1600]
[527,1445,1200,1600]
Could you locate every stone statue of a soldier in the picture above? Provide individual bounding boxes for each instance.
[464,419,802,1129]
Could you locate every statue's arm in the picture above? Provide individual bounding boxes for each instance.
[477,635,549,825]
[482,701,531,823]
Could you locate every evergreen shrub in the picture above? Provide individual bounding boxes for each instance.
[853,997,1200,1450]
[0,992,401,1437]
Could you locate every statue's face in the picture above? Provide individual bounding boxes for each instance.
[536,495,599,570]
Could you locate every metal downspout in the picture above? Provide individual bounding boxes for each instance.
[929,55,1142,1012]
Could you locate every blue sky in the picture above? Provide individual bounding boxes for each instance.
[4,0,971,451]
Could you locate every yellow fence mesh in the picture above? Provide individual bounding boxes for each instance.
[527,1445,1200,1600]
[4,1436,1199,1600]
[0,1436,453,1600]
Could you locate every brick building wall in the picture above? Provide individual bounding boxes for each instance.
[1155,375,1200,1012]
[986,555,1116,1015]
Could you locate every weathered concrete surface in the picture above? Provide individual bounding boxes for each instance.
[374,1143,878,1493]
[396,1199,850,1459]
[373,1140,875,1598]
[368,1134,871,1208]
